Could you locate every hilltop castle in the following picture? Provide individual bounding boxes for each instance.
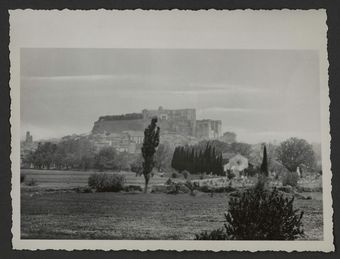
[92,106,222,140]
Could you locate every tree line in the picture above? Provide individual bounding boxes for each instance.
[171,137,318,176]
[171,144,224,175]
[21,137,174,172]
[22,137,135,171]
[22,135,318,176]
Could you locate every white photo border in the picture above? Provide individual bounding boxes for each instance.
[9,9,333,251]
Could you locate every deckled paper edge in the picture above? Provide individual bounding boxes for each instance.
[8,9,334,252]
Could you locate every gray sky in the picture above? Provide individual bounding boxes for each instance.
[21,48,321,144]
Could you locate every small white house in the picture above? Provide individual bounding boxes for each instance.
[223,154,249,178]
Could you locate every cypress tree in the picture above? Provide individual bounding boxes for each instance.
[189,148,195,174]
[177,147,182,173]
[197,150,204,174]
[204,143,211,174]
[141,117,160,193]
[171,147,178,171]
[179,146,186,173]
[186,147,191,172]
[193,150,198,174]
[183,146,188,172]
[211,147,217,175]
[218,153,224,176]
[261,144,269,177]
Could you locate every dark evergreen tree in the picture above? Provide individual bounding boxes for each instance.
[193,151,198,174]
[220,154,225,175]
[203,143,211,173]
[141,117,160,193]
[189,149,195,174]
[184,146,190,172]
[261,144,269,177]
[215,153,224,176]
[171,143,226,176]
[177,146,185,173]
[171,147,179,171]
[197,150,204,174]
[211,147,217,174]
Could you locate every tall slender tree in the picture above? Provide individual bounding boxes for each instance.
[197,149,204,174]
[188,148,195,174]
[171,147,179,171]
[218,153,224,176]
[260,144,269,176]
[141,117,160,193]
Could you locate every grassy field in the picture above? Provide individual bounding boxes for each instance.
[20,169,323,240]
[21,169,167,189]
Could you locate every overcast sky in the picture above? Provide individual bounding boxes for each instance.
[21,48,321,144]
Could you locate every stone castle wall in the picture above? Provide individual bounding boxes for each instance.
[142,107,196,136]
[196,119,222,139]
[92,118,146,134]
[92,107,221,139]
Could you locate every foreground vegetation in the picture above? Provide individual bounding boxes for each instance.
[21,187,323,240]
[196,186,304,240]
[21,168,323,240]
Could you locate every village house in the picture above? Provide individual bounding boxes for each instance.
[222,153,249,178]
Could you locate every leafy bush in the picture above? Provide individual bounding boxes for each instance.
[195,187,304,240]
[276,137,315,172]
[88,173,125,192]
[282,172,299,187]
[226,188,303,239]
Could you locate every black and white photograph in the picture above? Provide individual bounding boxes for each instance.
[9,10,333,251]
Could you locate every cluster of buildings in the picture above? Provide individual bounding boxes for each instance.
[22,107,235,156]
[222,153,249,178]
[89,130,144,153]
[92,106,223,152]
[90,106,224,153]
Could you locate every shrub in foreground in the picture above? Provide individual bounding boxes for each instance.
[88,173,125,192]
[195,187,304,240]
